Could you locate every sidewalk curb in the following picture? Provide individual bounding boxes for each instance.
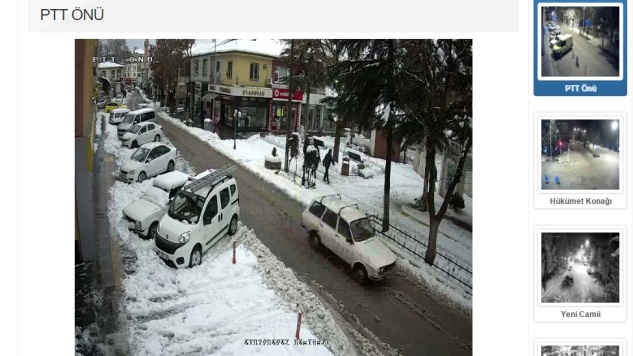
[400,205,456,242]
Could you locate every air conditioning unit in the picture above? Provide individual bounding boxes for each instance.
[266,77,273,85]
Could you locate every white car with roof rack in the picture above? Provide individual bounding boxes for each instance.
[119,142,177,183]
[122,170,192,238]
[301,194,398,283]
[154,164,240,268]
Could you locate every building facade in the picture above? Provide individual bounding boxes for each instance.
[98,61,125,95]
[76,39,99,262]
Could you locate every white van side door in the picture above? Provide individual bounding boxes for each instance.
[217,184,232,232]
[201,194,221,251]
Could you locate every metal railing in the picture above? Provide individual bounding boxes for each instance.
[367,214,472,296]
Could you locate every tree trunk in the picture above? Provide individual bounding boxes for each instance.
[425,137,471,265]
[304,84,311,135]
[424,217,441,264]
[381,39,396,233]
[284,40,295,173]
[333,119,342,162]
[420,164,430,211]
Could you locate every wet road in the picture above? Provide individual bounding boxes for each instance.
[153,111,472,355]
[541,23,619,77]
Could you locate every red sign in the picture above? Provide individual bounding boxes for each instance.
[272,88,303,101]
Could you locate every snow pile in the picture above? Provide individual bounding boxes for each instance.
[359,168,374,179]
[265,155,282,163]
[105,138,349,356]
[161,114,220,142]
[95,115,102,137]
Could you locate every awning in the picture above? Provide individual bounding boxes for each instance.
[201,93,217,102]
[98,76,111,84]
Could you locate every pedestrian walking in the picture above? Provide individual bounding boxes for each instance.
[322,149,335,184]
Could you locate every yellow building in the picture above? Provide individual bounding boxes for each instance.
[213,52,273,87]
[75,39,99,262]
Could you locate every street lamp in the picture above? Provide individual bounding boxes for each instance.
[611,121,618,131]
[586,240,589,247]
[233,109,240,150]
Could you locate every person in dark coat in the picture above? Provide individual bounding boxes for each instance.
[322,149,335,183]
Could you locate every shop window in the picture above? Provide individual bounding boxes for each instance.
[236,98,268,130]
[250,63,259,81]
[227,61,233,79]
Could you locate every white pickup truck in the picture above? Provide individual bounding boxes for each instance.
[122,171,192,238]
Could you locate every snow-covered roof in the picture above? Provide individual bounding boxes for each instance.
[98,61,125,69]
[133,48,144,55]
[191,39,285,58]
[153,171,191,191]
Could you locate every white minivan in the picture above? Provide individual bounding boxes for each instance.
[301,195,397,283]
[118,108,157,139]
[108,108,130,125]
[154,164,240,268]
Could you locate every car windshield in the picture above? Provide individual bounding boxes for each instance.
[130,147,150,162]
[122,114,135,124]
[349,218,374,242]
[168,191,202,223]
[556,40,565,47]
[129,125,141,134]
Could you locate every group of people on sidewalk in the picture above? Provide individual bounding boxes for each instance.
[302,134,337,184]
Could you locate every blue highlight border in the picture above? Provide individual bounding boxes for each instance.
[534,0,627,96]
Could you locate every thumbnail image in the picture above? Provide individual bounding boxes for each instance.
[541,232,620,304]
[540,5,621,78]
[540,119,620,190]
[76,39,474,355]
[541,345,619,356]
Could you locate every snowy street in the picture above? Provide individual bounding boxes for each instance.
[79,100,472,355]
[153,116,472,355]
[542,259,609,303]
[541,142,619,190]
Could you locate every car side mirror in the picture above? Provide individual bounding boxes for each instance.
[346,236,353,244]
[146,157,153,162]
[203,216,211,225]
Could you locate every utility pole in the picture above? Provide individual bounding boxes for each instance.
[284,39,295,173]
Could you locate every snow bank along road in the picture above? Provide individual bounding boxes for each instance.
[158,118,472,355]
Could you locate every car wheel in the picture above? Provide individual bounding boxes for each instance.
[189,245,202,268]
[137,171,147,183]
[148,222,158,240]
[154,135,160,142]
[228,215,238,236]
[354,264,369,285]
[131,140,138,149]
[167,160,175,172]
[309,231,321,248]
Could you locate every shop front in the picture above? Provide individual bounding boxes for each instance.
[207,85,273,133]
[269,87,303,132]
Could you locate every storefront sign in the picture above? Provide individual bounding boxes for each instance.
[208,84,216,92]
[242,89,267,97]
[272,88,303,101]
[219,86,232,94]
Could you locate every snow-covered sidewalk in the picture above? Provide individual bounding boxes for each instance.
[97,122,372,356]
[157,113,472,311]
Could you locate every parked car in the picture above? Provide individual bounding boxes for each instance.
[117,108,157,139]
[121,122,163,148]
[97,99,107,109]
[122,170,192,239]
[120,143,177,183]
[552,34,573,58]
[108,108,131,125]
[563,275,574,286]
[105,102,127,113]
[301,195,397,283]
[154,165,240,268]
